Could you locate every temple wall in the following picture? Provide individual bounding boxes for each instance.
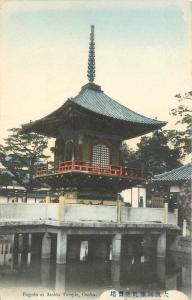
[167,212,177,226]
[121,207,165,223]
[0,204,177,226]
[64,204,117,222]
[0,203,47,220]
[47,204,59,220]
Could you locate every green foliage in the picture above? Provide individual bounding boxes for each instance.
[120,143,139,167]
[137,130,182,178]
[0,173,13,186]
[121,130,182,179]
[166,91,192,157]
[177,180,192,229]
[121,92,192,179]
[0,128,49,190]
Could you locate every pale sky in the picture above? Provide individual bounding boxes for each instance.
[0,0,191,149]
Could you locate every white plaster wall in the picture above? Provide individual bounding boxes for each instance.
[170,185,181,193]
[167,213,177,225]
[121,188,146,208]
[0,204,47,220]
[64,204,117,222]
[0,203,176,225]
[47,204,59,220]
[0,196,8,203]
[121,207,164,223]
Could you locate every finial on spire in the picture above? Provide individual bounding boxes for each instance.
[87,25,95,83]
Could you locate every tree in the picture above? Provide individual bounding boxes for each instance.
[0,128,49,191]
[177,180,192,230]
[120,143,139,167]
[121,130,182,180]
[136,130,182,178]
[0,172,13,186]
[166,91,192,158]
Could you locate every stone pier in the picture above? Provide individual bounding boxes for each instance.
[55,264,66,291]
[41,233,51,260]
[112,234,122,261]
[56,231,67,264]
[157,231,166,259]
[41,259,51,287]
[111,260,121,288]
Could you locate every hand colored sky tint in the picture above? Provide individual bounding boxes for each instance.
[5,4,185,46]
[1,0,191,149]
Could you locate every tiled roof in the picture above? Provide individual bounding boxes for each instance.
[153,164,192,183]
[72,84,166,126]
[21,83,166,138]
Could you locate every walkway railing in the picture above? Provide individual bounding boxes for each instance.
[36,160,143,179]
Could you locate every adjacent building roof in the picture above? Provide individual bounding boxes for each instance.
[153,164,192,184]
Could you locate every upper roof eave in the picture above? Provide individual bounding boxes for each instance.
[21,85,167,138]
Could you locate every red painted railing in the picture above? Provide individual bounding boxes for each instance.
[36,160,143,179]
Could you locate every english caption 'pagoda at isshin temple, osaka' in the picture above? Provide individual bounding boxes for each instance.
[11,25,179,265]
[22,25,166,202]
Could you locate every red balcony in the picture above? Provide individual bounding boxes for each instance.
[36,160,144,179]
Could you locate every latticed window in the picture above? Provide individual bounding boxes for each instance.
[92,143,110,167]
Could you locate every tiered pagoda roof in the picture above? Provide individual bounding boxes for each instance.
[21,82,166,139]
[21,25,166,139]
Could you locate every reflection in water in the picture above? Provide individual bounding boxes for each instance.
[0,252,191,299]
[55,264,66,291]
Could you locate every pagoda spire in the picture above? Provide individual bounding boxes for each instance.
[87,25,95,83]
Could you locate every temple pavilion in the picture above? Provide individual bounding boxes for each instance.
[21,25,166,202]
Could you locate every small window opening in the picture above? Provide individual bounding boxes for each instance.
[80,241,88,261]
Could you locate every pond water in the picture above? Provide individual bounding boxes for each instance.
[0,251,190,300]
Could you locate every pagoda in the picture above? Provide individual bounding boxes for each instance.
[21,25,166,202]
